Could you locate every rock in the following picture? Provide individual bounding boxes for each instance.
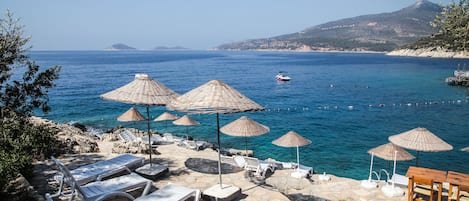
[70,122,87,132]
[387,47,469,58]
[111,141,156,154]
[101,133,119,142]
[29,116,100,154]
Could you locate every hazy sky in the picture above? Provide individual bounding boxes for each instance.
[2,0,452,50]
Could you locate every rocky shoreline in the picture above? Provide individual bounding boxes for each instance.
[386,47,469,59]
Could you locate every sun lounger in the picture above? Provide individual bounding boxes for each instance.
[391,173,409,187]
[179,140,208,151]
[163,133,183,143]
[52,154,144,196]
[119,129,140,142]
[221,155,246,168]
[242,156,276,178]
[46,156,152,201]
[134,183,201,201]
[291,164,313,178]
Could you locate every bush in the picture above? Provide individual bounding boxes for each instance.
[0,114,60,190]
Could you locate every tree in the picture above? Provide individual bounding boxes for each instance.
[0,10,62,195]
[431,0,469,51]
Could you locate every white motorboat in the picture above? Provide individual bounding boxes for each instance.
[276,72,291,81]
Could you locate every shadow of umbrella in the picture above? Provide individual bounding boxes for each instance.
[220,116,269,156]
[101,73,179,166]
[173,115,199,136]
[388,127,452,166]
[184,158,243,174]
[154,112,178,130]
[167,80,264,189]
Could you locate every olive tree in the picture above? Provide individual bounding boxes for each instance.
[0,10,61,194]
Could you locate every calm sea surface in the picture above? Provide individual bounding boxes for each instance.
[29,50,469,180]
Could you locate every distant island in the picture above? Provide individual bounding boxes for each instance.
[104,43,137,51]
[215,0,441,52]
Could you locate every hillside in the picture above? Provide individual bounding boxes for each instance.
[215,0,442,52]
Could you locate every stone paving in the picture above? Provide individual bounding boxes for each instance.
[35,141,409,201]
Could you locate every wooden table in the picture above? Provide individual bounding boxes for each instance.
[446,171,469,201]
[406,166,447,201]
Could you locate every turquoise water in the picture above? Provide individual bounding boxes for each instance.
[29,50,469,180]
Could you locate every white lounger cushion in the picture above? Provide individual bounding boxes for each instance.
[134,183,200,201]
[81,173,152,200]
[64,154,144,185]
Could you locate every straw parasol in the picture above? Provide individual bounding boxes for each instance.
[118,107,146,122]
[117,107,146,130]
[366,143,414,194]
[220,116,269,155]
[388,127,452,166]
[167,80,264,189]
[101,73,179,166]
[368,143,415,161]
[154,112,178,129]
[172,115,199,135]
[272,131,312,170]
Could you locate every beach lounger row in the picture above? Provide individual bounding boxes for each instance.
[47,155,200,201]
[178,139,209,151]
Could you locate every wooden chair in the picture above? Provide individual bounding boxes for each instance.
[411,176,436,201]
[450,185,469,201]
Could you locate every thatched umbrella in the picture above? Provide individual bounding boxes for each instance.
[220,116,269,156]
[117,107,146,130]
[172,115,199,135]
[367,143,414,195]
[118,107,146,122]
[154,112,178,129]
[272,131,312,170]
[101,73,179,166]
[388,127,452,166]
[167,80,264,188]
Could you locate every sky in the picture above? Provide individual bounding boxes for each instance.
[2,0,453,50]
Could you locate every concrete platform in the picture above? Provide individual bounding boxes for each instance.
[203,184,241,201]
[135,163,168,181]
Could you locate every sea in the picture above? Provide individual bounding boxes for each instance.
[28,50,469,180]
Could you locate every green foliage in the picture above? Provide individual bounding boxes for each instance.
[407,0,469,50]
[0,10,61,192]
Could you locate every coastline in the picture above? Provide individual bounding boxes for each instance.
[27,117,408,201]
[386,48,469,59]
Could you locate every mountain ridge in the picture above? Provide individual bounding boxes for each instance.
[215,0,442,52]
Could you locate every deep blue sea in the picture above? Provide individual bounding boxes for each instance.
[29,50,468,180]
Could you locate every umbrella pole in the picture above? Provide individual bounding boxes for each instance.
[416,151,420,167]
[245,136,248,156]
[146,105,152,167]
[296,145,300,170]
[368,153,374,181]
[216,113,223,188]
[392,151,397,188]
